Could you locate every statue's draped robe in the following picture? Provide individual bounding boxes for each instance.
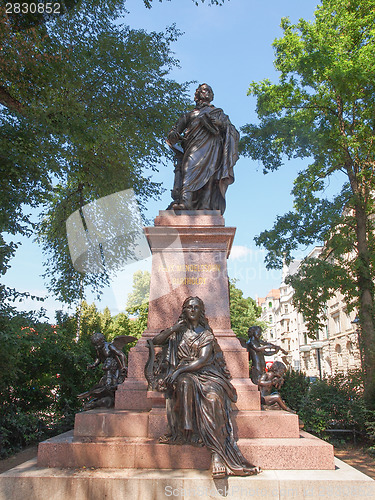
[161,327,254,474]
[167,104,239,214]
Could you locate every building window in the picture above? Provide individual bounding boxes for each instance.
[284,305,288,314]
[269,315,272,323]
[304,353,310,370]
[324,356,332,375]
[268,301,272,308]
[333,314,341,334]
[347,341,355,367]
[335,344,343,367]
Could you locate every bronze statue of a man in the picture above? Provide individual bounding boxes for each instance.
[166,84,239,214]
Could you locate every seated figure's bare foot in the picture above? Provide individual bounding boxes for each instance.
[242,465,261,476]
[228,464,261,476]
[212,452,227,479]
[159,433,172,444]
[159,433,187,445]
[172,203,186,210]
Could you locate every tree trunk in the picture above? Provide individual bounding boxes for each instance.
[354,201,375,408]
[0,85,23,114]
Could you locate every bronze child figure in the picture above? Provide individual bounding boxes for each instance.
[245,325,288,385]
[78,332,136,410]
[258,361,295,413]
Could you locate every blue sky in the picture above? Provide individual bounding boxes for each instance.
[5,0,328,319]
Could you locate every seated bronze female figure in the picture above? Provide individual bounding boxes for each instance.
[147,296,260,479]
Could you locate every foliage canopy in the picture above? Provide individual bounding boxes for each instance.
[240,0,375,406]
[0,0,191,307]
[229,279,263,339]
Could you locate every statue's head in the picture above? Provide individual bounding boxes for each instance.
[247,325,262,339]
[180,296,211,330]
[183,296,202,323]
[194,83,214,105]
[91,332,105,347]
[269,361,286,376]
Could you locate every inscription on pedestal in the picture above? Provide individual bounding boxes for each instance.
[158,262,221,287]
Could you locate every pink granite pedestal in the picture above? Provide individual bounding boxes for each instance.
[36,210,336,472]
[116,210,259,412]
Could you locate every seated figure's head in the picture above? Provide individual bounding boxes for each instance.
[180,296,211,331]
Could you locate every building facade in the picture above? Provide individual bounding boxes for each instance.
[258,247,362,379]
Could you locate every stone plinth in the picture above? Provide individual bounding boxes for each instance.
[73,409,300,440]
[116,210,258,412]
[37,430,335,471]
[147,210,234,331]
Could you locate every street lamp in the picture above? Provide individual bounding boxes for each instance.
[311,341,324,379]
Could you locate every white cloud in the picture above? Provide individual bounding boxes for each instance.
[229,245,266,261]
[229,245,252,260]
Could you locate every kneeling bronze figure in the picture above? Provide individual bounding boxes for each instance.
[78,332,136,410]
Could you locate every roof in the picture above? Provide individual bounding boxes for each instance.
[266,289,281,299]
[258,289,281,305]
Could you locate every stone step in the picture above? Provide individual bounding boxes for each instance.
[115,378,261,411]
[37,430,334,471]
[73,409,300,440]
[2,457,374,500]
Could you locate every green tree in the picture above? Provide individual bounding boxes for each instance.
[100,306,112,334]
[0,0,191,306]
[127,270,150,309]
[126,270,150,336]
[77,300,101,336]
[127,302,149,338]
[0,312,96,457]
[240,0,375,407]
[105,312,131,340]
[0,0,230,300]
[229,279,263,339]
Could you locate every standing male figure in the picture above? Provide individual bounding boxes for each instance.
[167,83,239,214]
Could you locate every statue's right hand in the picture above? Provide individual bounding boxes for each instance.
[170,320,186,333]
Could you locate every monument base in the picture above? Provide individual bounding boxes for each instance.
[1,457,374,500]
[36,429,334,471]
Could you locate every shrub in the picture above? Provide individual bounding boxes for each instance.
[279,369,310,412]
[279,369,374,440]
[0,314,97,458]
